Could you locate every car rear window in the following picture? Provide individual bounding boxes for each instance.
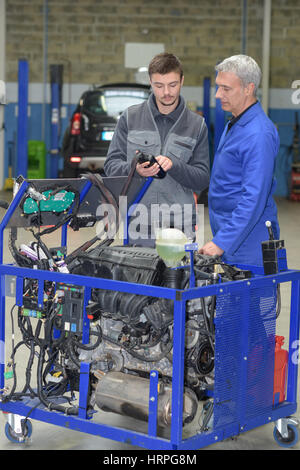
[84,89,149,117]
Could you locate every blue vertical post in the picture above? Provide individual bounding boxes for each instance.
[124,177,153,245]
[185,243,198,288]
[82,287,91,345]
[0,274,5,393]
[203,77,210,137]
[214,67,225,152]
[50,82,60,178]
[61,180,92,248]
[0,180,28,393]
[238,284,250,429]
[78,362,91,419]
[50,64,63,178]
[148,370,159,437]
[170,296,186,447]
[17,60,29,178]
[287,279,300,403]
[0,180,28,264]
[214,92,225,152]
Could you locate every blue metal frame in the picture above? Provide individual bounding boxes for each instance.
[214,69,225,152]
[124,176,153,245]
[50,82,60,179]
[17,60,29,178]
[0,181,300,450]
[203,77,211,137]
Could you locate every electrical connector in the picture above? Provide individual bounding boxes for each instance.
[86,302,102,321]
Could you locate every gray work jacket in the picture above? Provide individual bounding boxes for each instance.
[104,94,210,241]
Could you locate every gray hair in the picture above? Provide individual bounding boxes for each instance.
[215,55,261,95]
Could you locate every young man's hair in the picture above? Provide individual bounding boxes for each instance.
[148,53,183,79]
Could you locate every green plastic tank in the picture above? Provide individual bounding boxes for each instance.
[27,140,46,179]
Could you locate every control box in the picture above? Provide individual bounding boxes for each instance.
[56,284,85,334]
[261,239,287,275]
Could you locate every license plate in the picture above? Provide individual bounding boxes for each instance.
[101,131,114,141]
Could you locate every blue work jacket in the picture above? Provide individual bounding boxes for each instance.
[208,101,280,266]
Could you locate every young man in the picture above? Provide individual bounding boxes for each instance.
[200,54,280,265]
[104,52,209,245]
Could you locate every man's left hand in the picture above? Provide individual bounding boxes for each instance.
[199,241,224,257]
[155,155,173,172]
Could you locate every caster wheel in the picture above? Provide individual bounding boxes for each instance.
[273,424,299,448]
[5,419,32,444]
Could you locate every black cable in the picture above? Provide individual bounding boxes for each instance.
[8,228,34,268]
[71,325,102,351]
[37,345,63,411]
[65,237,113,265]
[6,312,44,401]
[33,185,81,238]
[2,305,18,402]
[276,284,281,318]
[36,344,78,415]
[200,298,214,351]
[65,336,81,369]
[102,333,173,363]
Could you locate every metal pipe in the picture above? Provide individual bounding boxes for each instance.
[262,0,272,114]
[95,371,198,428]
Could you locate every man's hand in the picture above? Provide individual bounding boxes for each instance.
[199,241,224,257]
[136,160,160,177]
[155,155,173,172]
[135,154,173,177]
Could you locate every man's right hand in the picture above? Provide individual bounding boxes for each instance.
[199,241,224,257]
[136,161,160,177]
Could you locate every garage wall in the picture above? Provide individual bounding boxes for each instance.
[3,0,300,195]
[5,0,300,87]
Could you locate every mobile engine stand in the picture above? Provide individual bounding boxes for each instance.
[0,176,300,450]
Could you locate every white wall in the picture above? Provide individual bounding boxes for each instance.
[5,82,299,110]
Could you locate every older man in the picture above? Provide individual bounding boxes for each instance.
[200,55,280,266]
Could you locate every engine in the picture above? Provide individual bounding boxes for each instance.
[4,181,251,428]
[69,246,217,425]
[13,240,251,427]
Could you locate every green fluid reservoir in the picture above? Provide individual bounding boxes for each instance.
[27,140,46,179]
[155,228,188,267]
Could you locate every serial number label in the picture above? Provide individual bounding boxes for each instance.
[102,454,197,467]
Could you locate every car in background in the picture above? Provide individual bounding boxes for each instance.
[61,83,151,177]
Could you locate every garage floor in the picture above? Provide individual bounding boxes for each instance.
[0,191,299,451]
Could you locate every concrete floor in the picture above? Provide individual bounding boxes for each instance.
[0,190,299,451]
